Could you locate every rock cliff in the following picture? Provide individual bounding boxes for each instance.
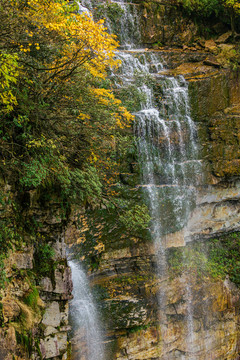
[0,186,72,359]
[1,1,240,359]
[67,1,240,359]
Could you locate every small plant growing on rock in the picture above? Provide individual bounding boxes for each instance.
[119,204,151,233]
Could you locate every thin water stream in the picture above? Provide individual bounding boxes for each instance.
[69,260,105,360]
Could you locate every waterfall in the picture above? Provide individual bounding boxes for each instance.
[73,1,204,358]
[134,67,201,359]
[107,2,202,357]
[110,0,141,49]
[69,260,104,360]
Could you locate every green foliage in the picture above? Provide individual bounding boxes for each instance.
[119,204,151,233]
[224,0,240,13]
[176,0,240,33]
[0,218,14,252]
[208,232,240,285]
[35,243,55,276]
[70,166,102,204]
[167,245,208,278]
[20,159,49,188]
[0,52,19,113]
[167,232,240,287]
[23,286,39,310]
[0,0,132,213]
[117,85,147,112]
[96,3,125,22]
[222,0,240,33]
[177,0,222,17]
[15,330,33,357]
[0,255,8,289]
[37,244,55,262]
[0,192,23,287]
[95,3,125,37]
[128,323,151,334]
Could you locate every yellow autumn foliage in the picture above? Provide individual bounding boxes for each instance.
[0,0,134,201]
[3,0,133,129]
[19,0,119,78]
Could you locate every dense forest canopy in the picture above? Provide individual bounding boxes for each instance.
[0,0,133,207]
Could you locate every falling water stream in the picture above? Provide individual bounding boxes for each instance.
[69,260,105,360]
[70,1,203,359]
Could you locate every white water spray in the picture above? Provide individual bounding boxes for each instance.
[73,1,204,358]
[69,260,104,360]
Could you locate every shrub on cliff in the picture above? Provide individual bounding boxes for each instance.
[177,0,221,17]
[177,0,240,34]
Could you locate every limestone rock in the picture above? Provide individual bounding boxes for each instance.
[44,326,58,337]
[216,31,232,44]
[5,326,17,351]
[203,58,221,68]
[52,237,66,261]
[9,247,34,270]
[0,348,8,360]
[218,43,235,52]
[40,335,61,358]
[40,332,67,359]
[54,265,73,296]
[42,302,61,328]
[60,302,69,326]
[40,277,53,293]
[204,39,217,52]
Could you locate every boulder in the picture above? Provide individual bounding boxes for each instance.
[204,39,217,52]
[216,31,232,44]
[218,43,235,52]
[11,247,34,270]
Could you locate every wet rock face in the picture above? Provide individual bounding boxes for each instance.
[156,60,240,242]
[89,247,240,360]
[67,54,240,359]
[178,62,240,181]
[63,48,240,359]
[136,1,197,47]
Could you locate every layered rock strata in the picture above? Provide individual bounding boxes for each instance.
[0,187,72,360]
[68,50,240,359]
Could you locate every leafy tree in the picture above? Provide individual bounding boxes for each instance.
[222,0,240,34]
[0,0,133,206]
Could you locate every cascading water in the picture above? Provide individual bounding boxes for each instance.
[68,260,104,360]
[72,1,203,358]
[134,71,202,359]
[107,3,202,357]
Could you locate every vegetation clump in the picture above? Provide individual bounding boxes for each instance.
[176,0,240,34]
[167,232,240,287]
